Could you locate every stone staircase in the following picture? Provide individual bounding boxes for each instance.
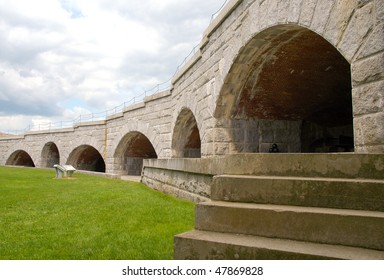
[174,154,384,259]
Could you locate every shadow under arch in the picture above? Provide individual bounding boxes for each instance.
[67,145,105,173]
[41,142,60,168]
[172,107,201,158]
[114,131,157,175]
[6,150,35,167]
[215,24,354,153]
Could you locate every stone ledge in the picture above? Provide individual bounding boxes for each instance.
[144,153,384,179]
[171,51,202,85]
[144,89,172,103]
[0,135,25,140]
[142,174,210,203]
[123,102,145,113]
[201,0,244,47]
[74,120,106,128]
[106,112,124,121]
[174,230,384,260]
[26,127,75,135]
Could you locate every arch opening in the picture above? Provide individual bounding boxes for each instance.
[114,132,157,175]
[216,25,354,153]
[67,145,105,173]
[41,142,60,168]
[172,108,201,158]
[6,150,35,167]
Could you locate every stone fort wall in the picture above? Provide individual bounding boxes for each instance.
[1,0,383,199]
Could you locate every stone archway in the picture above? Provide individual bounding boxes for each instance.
[41,142,60,168]
[114,132,157,175]
[6,150,35,167]
[172,108,201,158]
[215,24,354,153]
[67,145,105,172]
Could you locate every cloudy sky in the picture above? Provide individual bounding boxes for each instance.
[0,0,227,133]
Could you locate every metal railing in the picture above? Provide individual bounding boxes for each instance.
[2,0,229,136]
[3,79,172,135]
[210,0,229,22]
[173,0,229,74]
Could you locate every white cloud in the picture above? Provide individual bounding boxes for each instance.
[0,115,33,132]
[0,0,226,133]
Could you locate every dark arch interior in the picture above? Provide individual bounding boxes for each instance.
[41,142,60,168]
[115,132,157,175]
[67,145,105,173]
[172,108,201,158]
[6,150,35,167]
[216,25,354,153]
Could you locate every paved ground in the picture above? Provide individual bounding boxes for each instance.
[120,175,141,183]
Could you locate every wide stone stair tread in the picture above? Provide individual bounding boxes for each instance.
[195,201,384,250]
[219,154,384,180]
[174,154,384,260]
[212,175,384,211]
[216,174,384,183]
[174,230,384,260]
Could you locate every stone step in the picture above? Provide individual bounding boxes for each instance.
[220,154,384,179]
[195,202,384,251]
[211,175,384,211]
[174,230,384,260]
[144,154,384,179]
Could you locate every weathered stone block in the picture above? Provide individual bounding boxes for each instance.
[324,0,356,46]
[299,0,317,27]
[356,144,384,153]
[277,0,289,23]
[311,0,334,34]
[338,3,374,61]
[376,0,384,21]
[141,166,212,202]
[288,0,303,23]
[354,113,384,146]
[353,80,384,116]
[261,0,278,28]
[214,143,229,155]
[259,132,274,143]
[352,52,384,86]
[358,0,371,7]
[214,128,231,142]
[357,23,384,59]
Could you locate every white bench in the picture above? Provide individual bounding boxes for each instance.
[54,164,76,178]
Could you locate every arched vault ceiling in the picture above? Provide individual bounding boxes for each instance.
[218,25,352,127]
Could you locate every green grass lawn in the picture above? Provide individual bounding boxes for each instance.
[0,166,194,260]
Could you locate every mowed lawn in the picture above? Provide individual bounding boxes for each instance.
[0,166,194,260]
